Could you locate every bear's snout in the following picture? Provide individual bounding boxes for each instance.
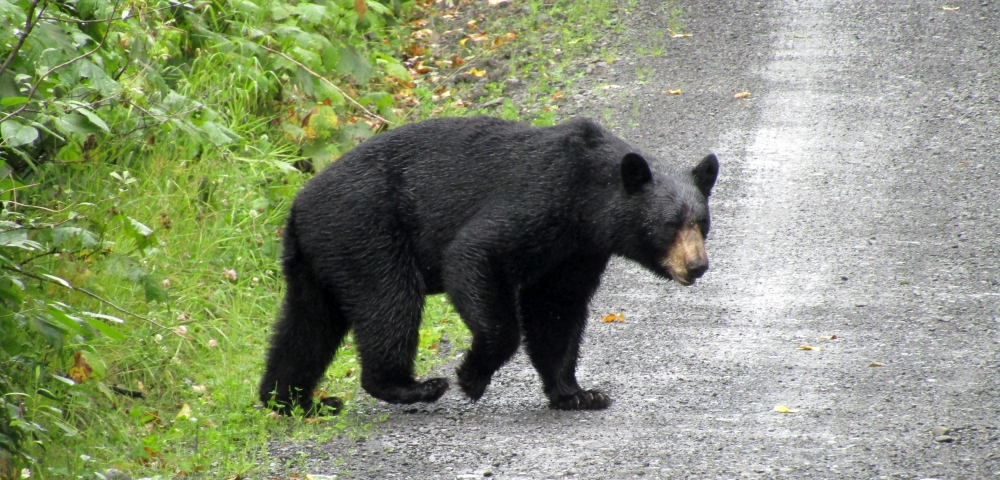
[686,258,709,279]
[662,224,709,286]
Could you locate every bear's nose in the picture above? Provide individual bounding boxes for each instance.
[686,259,709,279]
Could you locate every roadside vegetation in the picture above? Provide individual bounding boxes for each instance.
[0,0,647,477]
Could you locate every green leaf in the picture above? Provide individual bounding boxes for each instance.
[359,91,393,110]
[292,3,327,23]
[336,46,372,84]
[79,60,121,97]
[84,317,125,341]
[55,112,107,135]
[42,274,72,288]
[0,229,43,250]
[384,62,411,81]
[201,121,239,146]
[52,421,79,436]
[316,81,346,105]
[30,315,65,351]
[1,119,39,147]
[45,305,90,337]
[76,107,110,133]
[141,275,168,303]
[0,97,29,107]
[81,312,123,324]
[116,215,154,251]
[52,226,100,248]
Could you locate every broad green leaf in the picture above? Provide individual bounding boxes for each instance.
[52,226,99,248]
[201,121,239,145]
[141,275,169,303]
[84,317,125,340]
[0,229,42,250]
[336,46,372,83]
[384,62,411,81]
[76,107,110,133]
[271,3,291,20]
[1,119,39,147]
[30,315,65,351]
[316,81,346,105]
[359,91,393,110]
[79,60,121,97]
[45,305,90,337]
[0,97,29,107]
[292,3,327,23]
[0,0,22,19]
[55,112,107,135]
[115,215,154,251]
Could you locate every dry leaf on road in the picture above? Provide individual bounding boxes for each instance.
[602,313,624,323]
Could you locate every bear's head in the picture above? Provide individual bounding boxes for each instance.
[617,152,719,286]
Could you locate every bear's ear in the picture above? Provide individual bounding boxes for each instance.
[692,153,719,198]
[621,153,652,194]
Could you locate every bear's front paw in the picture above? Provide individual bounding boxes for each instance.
[549,390,612,411]
[415,378,450,402]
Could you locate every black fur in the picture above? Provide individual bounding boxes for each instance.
[259,116,718,413]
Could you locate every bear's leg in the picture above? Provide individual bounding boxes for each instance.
[351,273,450,405]
[445,252,522,401]
[521,255,611,410]
[260,272,350,415]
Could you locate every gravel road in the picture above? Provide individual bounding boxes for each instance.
[271,0,1000,477]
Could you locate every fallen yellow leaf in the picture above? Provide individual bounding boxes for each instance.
[734,91,751,99]
[459,38,468,46]
[666,89,682,95]
[602,313,624,323]
[818,334,838,341]
[797,345,821,351]
[669,29,692,38]
[774,405,800,413]
[552,91,564,99]
[175,403,192,420]
[868,362,884,367]
[469,68,487,77]
[68,352,92,383]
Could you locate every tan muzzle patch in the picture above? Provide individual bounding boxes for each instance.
[661,224,708,286]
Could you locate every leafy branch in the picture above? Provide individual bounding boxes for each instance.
[0,0,121,125]
[0,0,45,79]
[260,45,393,127]
[1,265,170,331]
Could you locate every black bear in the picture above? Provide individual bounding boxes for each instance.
[260,116,718,413]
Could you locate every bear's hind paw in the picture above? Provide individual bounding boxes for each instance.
[549,390,612,411]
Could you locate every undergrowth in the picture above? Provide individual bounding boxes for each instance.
[0,0,624,477]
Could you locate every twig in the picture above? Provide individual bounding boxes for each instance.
[0,0,44,79]
[0,183,41,194]
[3,200,74,213]
[259,45,393,126]
[2,265,171,332]
[0,0,120,125]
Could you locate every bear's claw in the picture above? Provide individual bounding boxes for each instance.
[549,390,612,410]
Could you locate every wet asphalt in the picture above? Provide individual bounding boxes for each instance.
[271,0,1000,477]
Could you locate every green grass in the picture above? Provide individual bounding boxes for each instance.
[4,0,643,477]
